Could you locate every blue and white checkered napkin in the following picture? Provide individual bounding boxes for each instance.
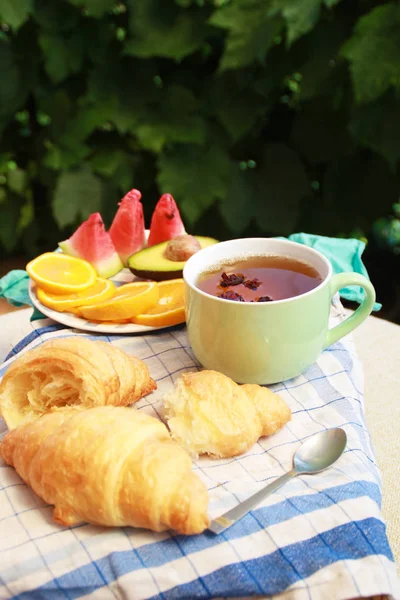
[1,302,399,600]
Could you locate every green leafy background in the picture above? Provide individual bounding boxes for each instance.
[1,0,400,260]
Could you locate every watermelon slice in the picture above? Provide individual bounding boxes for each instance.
[109,188,146,265]
[59,213,123,278]
[147,193,186,247]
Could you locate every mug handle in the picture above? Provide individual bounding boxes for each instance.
[323,272,376,349]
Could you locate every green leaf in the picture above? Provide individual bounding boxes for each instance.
[38,35,70,82]
[125,0,210,61]
[39,32,84,83]
[349,91,400,170]
[0,0,33,30]
[43,98,112,167]
[0,42,20,118]
[218,166,254,233]
[43,143,91,171]
[17,198,34,233]
[253,143,309,234]
[59,100,115,146]
[69,0,115,18]
[136,117,205,152]
[53,165,103,228]
[157,144,230,225]
[41,97,116,169]
[268,0,341,46]
[86,60,159,133]
[0,153,13,173]
[110,103,140,134]
[7,168,27,194]
[341,3,400,104]
[91,149,126,177]
[135,86,206,152]
[210,1,283,70]
[205,75,267,141]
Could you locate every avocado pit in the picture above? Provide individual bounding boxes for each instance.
[163,235,201,262]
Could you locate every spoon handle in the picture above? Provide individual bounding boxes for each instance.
[208,469,297,535]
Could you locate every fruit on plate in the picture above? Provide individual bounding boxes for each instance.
[26,253,97,294]
[128,235,218,281]
[36,278,116,312]
[133,279,185,327]
[59,213,123,278]
[147,194,186,247]
[109,188,146,266]
[78,281,159,321]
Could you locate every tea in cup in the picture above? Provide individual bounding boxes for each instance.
[183,238,376,384]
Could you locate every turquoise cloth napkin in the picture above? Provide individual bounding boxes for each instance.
[0,269,44,320]
[0,270,31,307]
[286,233,381,311]
[0,234,381,320]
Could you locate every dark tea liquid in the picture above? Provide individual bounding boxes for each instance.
[196,255,322,302]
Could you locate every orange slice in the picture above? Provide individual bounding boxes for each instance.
[27,252,97,294]
[36,278,116,313]
[78,281,159,321]
[132,279,185,327]
[84,318,132,324]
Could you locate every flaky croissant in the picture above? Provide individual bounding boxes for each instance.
[0,406,210,535]
[163,370,291,458]
[0,337,156,429]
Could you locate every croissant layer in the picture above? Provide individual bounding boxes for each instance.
[0,406,210,535]
[0,337,156,429]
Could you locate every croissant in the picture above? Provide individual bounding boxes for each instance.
[0,337,156,429]
[0,406,210,535]
[163,370,291,458]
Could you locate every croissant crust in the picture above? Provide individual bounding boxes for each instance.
[163,369,291,458]
[0,406,210,535]
[0,337,156,429]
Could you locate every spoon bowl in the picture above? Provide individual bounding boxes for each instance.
[294,428,347,474]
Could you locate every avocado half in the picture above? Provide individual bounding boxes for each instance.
[128,236,219,281]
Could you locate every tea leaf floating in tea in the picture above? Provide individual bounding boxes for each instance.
[219,290,245,301]
[243,278,261,290]
[220,272,245,287]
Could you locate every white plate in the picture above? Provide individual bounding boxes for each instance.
[28,268,177,335]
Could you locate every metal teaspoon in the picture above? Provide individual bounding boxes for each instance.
[208,427,347,535]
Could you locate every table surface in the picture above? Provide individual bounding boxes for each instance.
[351,311,400,576]
[0,303,399,581]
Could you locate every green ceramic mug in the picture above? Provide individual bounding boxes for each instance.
[183,237,376,384]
